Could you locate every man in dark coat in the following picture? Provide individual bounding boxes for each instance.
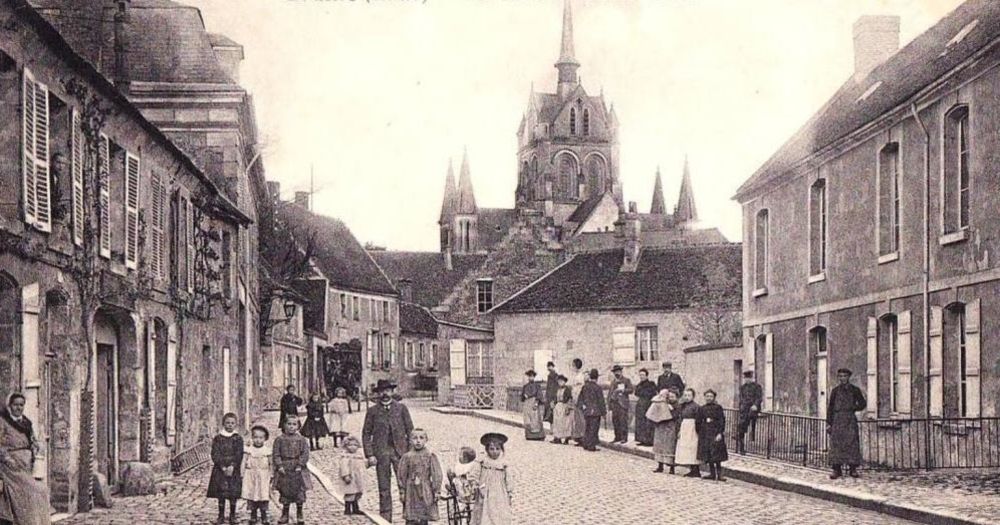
[606,365,634,444]
[544,361,559,423]
[656,362,685,394]
[278,385,303,431]
[696,390,728,481]
[736,370,763,454]
[362,379,414,521]
[827,368,866,479]
[633,368,658,446]
[578,369,607,451]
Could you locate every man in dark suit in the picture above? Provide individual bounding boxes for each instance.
[362,379,414,522]
[578,369,607,451]
[544,361,559,423]
[656,362,685,394]
[737,370,763,454]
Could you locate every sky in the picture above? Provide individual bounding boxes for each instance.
[184,0,964,251]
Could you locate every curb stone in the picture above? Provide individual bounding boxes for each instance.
[430,406,994,525]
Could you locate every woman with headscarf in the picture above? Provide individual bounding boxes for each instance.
[647,388,680,474]
[0,393,51,525]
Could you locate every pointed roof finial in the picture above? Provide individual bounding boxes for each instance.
[456,147,478,215]
[650,166,666,215]
[440,158,457,223]
[674,155,698,224]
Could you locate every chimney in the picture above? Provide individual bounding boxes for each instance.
[397,279,413,303]
[294,191,311,210]
[113,1,130,89]
[620,201,641,272]
[853,15,900,79]
[266,181,280,202]
[209,35,245,83]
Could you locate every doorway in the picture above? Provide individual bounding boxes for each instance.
[817,355,828,420]
[95,342,117,486]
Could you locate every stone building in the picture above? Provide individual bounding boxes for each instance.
[734,0,1000,423]
[0,0,252,512]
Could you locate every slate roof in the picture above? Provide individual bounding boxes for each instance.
[494,244,742,313]
[572,227,728,252]
[278,204,397,296]
[369,251,487,309]
[735,0,1000,199]
[567,195,604,224]
[399,302,438,338]
[477,208,517,249]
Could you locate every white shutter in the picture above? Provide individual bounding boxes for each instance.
[98,135,111,259]
[897,311,912,416]
[964,299,981,417]
[71,109,84,246]
[145,320,156,436]
[22,69,37,227]
[764,333,774,411]
[186,198,195,292]
[32,78,50,232]
[124,153,140,269]
[223,347,231,414]
[866,317,878,418]
[929,306,943,417]
[149,173,164,278]
[612,326,636,365]
[450,339,467,386]
[165,324,178,446]
[21,283,41,427]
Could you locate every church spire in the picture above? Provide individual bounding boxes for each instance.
[456,147,478,215]
[650,166,666,215]
[555,0,580,98]
[439,158,457,223]
[674,155,698,224]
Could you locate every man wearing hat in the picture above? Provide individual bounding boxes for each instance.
[577,369,607,451]
[827,368,866,479]
[362,379,414,521]
[656,362,685,395]
[736,370,763,454]
[607,365,634,444]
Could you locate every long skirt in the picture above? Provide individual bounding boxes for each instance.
[301,416,330,439]
[0,450,50,525]
[653,420,679,464]
[634,398,654,445]
[828,412,863,466]
[470,467,511,525]
[674,419,699,466]
[570,402,586,440]
[521,399,545,440]
[551,402,573,439]
[327,412,348,435]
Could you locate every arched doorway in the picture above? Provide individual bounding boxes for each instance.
[93,312,119,487]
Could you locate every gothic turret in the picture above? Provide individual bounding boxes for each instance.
[439,159,457,223]
[555,0,580,99]
[674,156,698,225]
[650,166,666,215]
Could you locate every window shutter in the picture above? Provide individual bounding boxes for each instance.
[612,326,636,365]
[450,339,467,386]
[124,153,140,270]
[165,324,178,446]
[149,173,164,278]
[764,333,774,411]
[32,77,50,232]
[145,320,157,436]
[866,317,878,418]
[366,332,374,368]
[22,69,37,227]
[964,299,981,417]
[897,311,912,416]
[98,135,111,259]
[186,197,195,293]
[71,109,84,246]
[929,306,943,417]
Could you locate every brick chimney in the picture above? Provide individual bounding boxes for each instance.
[620,201,641,272]
[853,15,900,79]
[294,191,310,210]
[397,279,413,303]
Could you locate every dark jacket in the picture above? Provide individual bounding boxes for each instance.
[521,381,543,402]
[606,377,634,411]
[696,402,728,463]
[635,380,658,401]
[657,372,685,394]
[280,393,303,415]
[362,400,414,458]
[738,381,764,417]
[206,433,244,499]
[545,371,560,404]
[577,381,607,418]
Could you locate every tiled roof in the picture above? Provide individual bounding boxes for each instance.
[735,0,1000,199]
[477,208,517,250]
[278,204,397,296]
[494,244,742,313]
[369,251,487,308]
[571,227,728,252]
[399,302,438,338]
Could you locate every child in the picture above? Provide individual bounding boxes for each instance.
[207,413,244,525]
[273,415,312,525]
[243,425,273,525]
[337,435,367,515]
[446,447,477,506]
[300,391,329,451]
[398,428,443,525]
[327,388,350,448]
[469,433,512,525]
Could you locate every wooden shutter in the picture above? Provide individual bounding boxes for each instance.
[165,324,178,446]
[149,173,165,278]
[186,198,195,293]
[612,326,636,365]
[866,317,878,418]
[222,347,231,414]
[22,69,37,227]
[964,299,981,417]
[764,333,774,410]
[124,153,140,269]
[450,339,467,386]
[20,283,41,425]
[98,135,111,259]
[145,320,156,437]
[22,69,51,232]
[897,311,912,416]
[71,109,85,246]
[929,306,943,417]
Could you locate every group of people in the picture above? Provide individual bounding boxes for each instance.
[277,385,352,451]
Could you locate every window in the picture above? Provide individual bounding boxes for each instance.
[877,315,899,417]
[754,209,769,292]
[878,143,901,256]
[476,280,494,313]
[124,153,140,270]
[808,326,828,417]
[418,343,426,366]
[583,109,590,136]
[635,325,659,362]
[466,341,494,380]
[586,156,606,197]
[383,301,389,322]
[943,105,971,235]
[149,171,167,278]
[431,344,438,368]
[809,179,827,277]
[558,154,579,199]
[405,341,413,370]
[569,107,577,135]
[353,296,360,321]
[941,303,977,417]
[21,69,52,233]
[340,294,347,318]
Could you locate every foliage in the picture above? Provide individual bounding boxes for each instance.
[685,260,742,346]
[257,199,317,342]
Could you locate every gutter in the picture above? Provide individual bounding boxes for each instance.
[910,103,931,428]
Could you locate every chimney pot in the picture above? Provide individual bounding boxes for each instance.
[853,15,900,79]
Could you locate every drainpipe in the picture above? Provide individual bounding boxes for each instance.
[910,103,931,424]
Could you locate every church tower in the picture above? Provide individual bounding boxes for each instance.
[516,0,621,226]
[674,156,699,227]
[439,150,480,254]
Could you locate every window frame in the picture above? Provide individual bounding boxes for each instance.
[941,104,971,242]
[635,325,659,362]
[476,279,494,313]
[877,142,902,261]
[753,208,769,296]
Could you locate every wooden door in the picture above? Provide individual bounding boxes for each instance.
[96,343,116,486]
[817,355,828,420]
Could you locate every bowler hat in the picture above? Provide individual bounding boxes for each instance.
[372,379,397,393]
[589,368,599,379]
[611,365,623,372]
[837,368,853,376]
[662,362,673,368]
[525,370,537,377]
[480,432,508,447]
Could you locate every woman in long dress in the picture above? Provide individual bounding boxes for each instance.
[520,371,545,440]
[674,388,702,478]
[0,393,50,525]
[696,390,729,481]
[326,387,350,448]
[470,433,513,525]
[648,389,680,474]
[633,369,658,447]
[550,375,573,444]
[568,359,586,444]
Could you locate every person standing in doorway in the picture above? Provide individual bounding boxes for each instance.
[633,369,657,447]
[569,358,587,445]
[578,369,607,452]
[279,385,304,433]
[543,362,559,423]
[827,368,866,479]
[362,379,415,522]
[736,370,763,454]
[606,365,634,444]
[656,362,685,395]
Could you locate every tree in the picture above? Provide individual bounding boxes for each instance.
[257,198,317,341]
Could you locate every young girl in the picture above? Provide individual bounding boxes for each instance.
[327,388,350,448]
[337,435,367,515]
[207,413,243,525]
[243,425,273,525]
[398,428,443,525]
[469,433,512,525]
[300,391,329,451]
[273,415,312,525]
[446,446,477,506]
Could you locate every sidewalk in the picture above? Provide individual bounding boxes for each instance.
[430,406,1000,525]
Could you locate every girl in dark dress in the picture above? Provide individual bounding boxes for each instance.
[207,412,244,524]
[696,390,728,481]
[300,392,330,450]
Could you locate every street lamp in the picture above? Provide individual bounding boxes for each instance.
[283,301,297,321]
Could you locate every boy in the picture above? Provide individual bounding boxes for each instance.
[398,429,443,525]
